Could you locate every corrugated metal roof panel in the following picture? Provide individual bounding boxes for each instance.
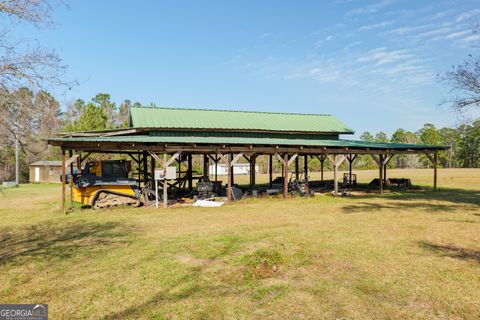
[129,107,355,134]
[48,135,448,150]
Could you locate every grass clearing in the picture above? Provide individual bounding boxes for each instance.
[0,169,479,319]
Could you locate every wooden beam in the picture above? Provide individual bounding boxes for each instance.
[379,155,384,194]
[217,152,242,202]
[295,156,299,179]
[64,154,79,169]
[227,154,232,201]
[80,152,92,163]
[283,153,288,199]
[203,154,209,177]
[434,152,438,191]
[231,153,244,165]
[317,154,326,181]
[250,154,257,191]
[275,153,286,165]
[304,155,308,179]
[287,153,298,166]
[150,155,155,190]
[187,154,192,191]
[370,154,380,166]
[163,154,168,208]
[69,150,74,208]
[60,141,444,156]
[327,154,346,167]
[148,151,162,163]
[61,149,66,214]
[269,154,273,188]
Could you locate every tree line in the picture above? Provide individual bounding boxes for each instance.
[1,90,478,182]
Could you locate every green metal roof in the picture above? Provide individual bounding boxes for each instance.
[48,135,448,150]
[128,107,354,134]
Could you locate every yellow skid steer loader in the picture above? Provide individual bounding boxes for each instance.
[72,160,143,209]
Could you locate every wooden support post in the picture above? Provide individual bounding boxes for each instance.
[187,154,193,191]
[349,155,353,183]
[143,151,148,183]
[69,150,74,208]
[227,154,232,201]
[229,153,234,186]
[148,151,181,208]
[269,154,273,188]
[76,152,81,172]
[334,155,338,195]
[61,149,66,214]
[346,154,357,185]
[150,155,156,188]
[249,154,256,191]
[283,154,289,198]
[203,154,209,178]
[274,153,297,198]
[434,152,438,191]
[327,155,346,196]
[295,156,299,179]
[215,156,218,181]
[143,151,149,207]
[379,155,384,194]
[383,162,387,181]
[163,154,168,208]
[217,153,243,202]
[369,154,384,194]
[316,154,327,181]
[304,155,308,179]
[425,152,438,191]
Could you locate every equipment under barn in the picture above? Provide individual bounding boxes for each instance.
[48,107,449,213]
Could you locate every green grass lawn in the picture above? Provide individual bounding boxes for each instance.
[0,169,479,319]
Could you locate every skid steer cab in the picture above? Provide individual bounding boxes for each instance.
[72,160,142,209]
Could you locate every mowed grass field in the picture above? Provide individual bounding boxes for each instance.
[0,168,479,319]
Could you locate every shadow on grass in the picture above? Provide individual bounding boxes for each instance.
[0,221,131,265]
[102,235,247,319]
[419,241,480,264]
[342,187,480,214]
[101,262,236,319]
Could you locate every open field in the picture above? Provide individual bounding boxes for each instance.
[0,168,479,319]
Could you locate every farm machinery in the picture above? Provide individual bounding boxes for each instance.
[71,160,144,209]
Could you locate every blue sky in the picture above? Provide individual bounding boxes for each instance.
[14,0,480,136]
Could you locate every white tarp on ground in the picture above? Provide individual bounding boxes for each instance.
[193,199,224,207]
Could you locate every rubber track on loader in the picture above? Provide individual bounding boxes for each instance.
[92,190,141,209]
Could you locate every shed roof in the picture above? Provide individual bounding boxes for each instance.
[48,135,448,151]
[30,160,62,166]
[128,107,354,134]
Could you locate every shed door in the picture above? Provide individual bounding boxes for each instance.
[35,167,40,182]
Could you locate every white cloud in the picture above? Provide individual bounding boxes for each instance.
[347,0,396,16]
[414,27,452,39]
[455,9,480,22]
[356,47,412,66]
[460,33,480,45]
[358,20,394,31]
[385,23,433,35]
[445,30,471,40]
[342,41,363,51]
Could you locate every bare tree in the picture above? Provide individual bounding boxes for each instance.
[0,0,72,92]
[442,25,480,113]
[0,0,72,183]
